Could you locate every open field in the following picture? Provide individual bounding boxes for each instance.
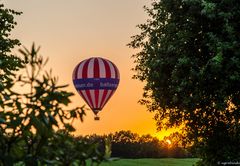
[99,158,199,166]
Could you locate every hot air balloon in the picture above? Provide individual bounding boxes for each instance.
[72,57,120,120]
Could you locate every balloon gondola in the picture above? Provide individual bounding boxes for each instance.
[72,57,120,120]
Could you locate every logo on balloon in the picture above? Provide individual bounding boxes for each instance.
[73,78,119,90]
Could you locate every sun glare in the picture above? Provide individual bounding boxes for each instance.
[166,139,171,145]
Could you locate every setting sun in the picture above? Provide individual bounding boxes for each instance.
[166,139,172,145]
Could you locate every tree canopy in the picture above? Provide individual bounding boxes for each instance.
[129,0,240,165]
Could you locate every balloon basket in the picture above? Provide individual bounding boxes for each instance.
[94,116,100,121]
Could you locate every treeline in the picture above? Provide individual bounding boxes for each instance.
[80,130,194,159]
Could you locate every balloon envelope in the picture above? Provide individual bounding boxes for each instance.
[72,57,120,117]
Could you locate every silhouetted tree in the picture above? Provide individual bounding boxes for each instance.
[163,132,192,158]
[110,131,140,158]
[128,0,240,165]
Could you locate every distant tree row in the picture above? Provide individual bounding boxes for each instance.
[82,130,194,159]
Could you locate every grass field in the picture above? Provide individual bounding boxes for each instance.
[99,158,199,166]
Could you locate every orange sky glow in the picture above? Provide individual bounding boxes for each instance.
[4,0,178,140]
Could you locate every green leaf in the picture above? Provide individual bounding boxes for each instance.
[64,123,76,132]
[49,114,58,127]
[70,110,77,118]
[30,115,46,136]
[11,117,22,128]
[0,118,5,124]
[10,140,26,159]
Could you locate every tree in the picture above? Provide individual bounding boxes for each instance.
[128,0,240,165]
[0,4,23,81]
[0,43,87,165]
[162,132,192,158]
[0,4,23,113]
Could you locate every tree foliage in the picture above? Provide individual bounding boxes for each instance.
[0,43,89,165]
[128,0,240,164]
[0,4,23,81]
[42,130,107,166]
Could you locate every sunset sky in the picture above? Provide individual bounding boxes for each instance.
[4,0,177,140]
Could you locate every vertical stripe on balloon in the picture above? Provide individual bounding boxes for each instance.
[95,90,99,109]
[77,59,86,79]
[112,63,120,79]
[103,59,111,78]
[108,60,116,78]
[98,58,106,78]
[90,89,96,108]
[87,58,95,78]
[85,90,94,109]
[93,58,100,108]
[98,89,104,108]
[82,59,91,78]
[94,58,100,78]
[100,90,108,109]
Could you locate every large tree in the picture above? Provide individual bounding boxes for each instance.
[129,0,240,165]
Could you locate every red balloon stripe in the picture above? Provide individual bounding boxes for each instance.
[82,59,91,78]
[102,58,111,78]
[94,58,100,78]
